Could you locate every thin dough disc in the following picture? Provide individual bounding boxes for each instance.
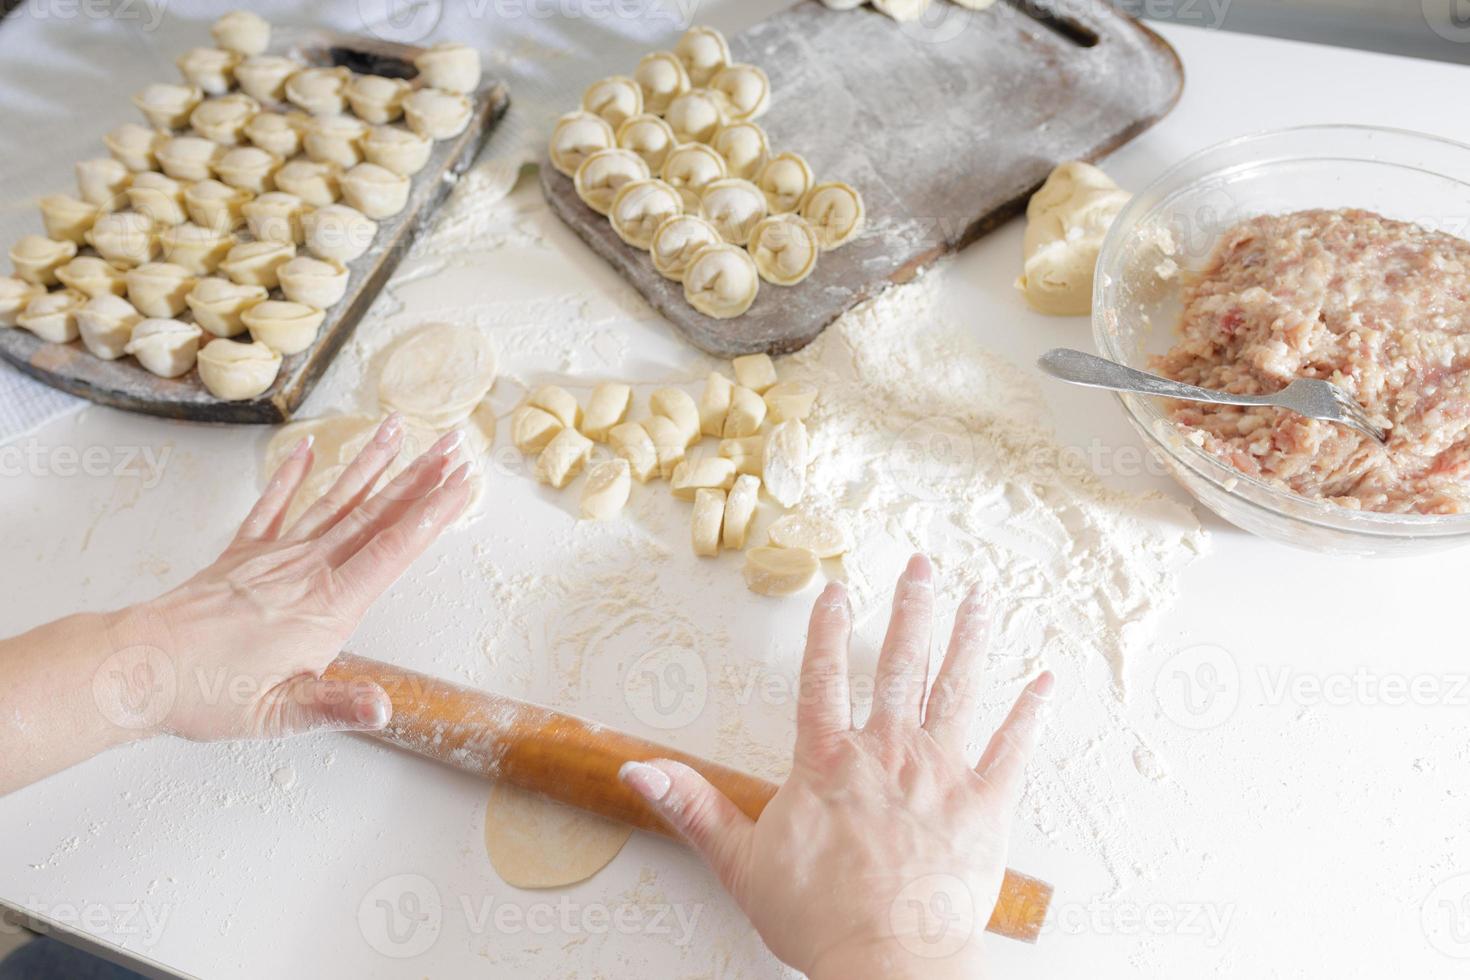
[378,323,497,427]
[484,783,633,889]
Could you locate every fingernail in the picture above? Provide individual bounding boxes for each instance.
[374,413,403,445]
[291,435,314,458]
[1032,670,1056,699]
[905,553,932,585]
[433,428,466,457]
[444,462,471,488]
[619,761,671,803]
[818,581,848,609]
[355,694,391,729]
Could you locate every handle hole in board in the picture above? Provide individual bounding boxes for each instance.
[1004,0,1101,48]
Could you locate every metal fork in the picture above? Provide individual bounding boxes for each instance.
[1037,348,1388,445]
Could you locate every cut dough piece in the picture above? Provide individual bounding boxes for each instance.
[650,214,721,282]
[673,26,731,86]
[124,317,203,377]
[718,434,765,472]
[608,421,658,482]
[527,384,580,429]
[723,385,766,437]
[801,182,865,250]
[670,456,736,500]
[709,121,769,181]
[615,114,676,173]
[610,179,684,251]
[692,488,726,557]
[764,380,818,422]
[748,214,820,286]
[684,244,758,319]
[660,142,728,214]
[581,382,632,441]
[744,546,820,597]
[582,75,643,129]
[548,111,615,178]
[633,51,690,115]
[379,324,498,428]
[484,783,631,889]
[701,178,768,246]
[581,459,631,520]
[640,416,687,479]
[664,89,726,145]
[699,371,735,436]
[757,153,814,216]
[513,405,563,453]
[574,148,650,216]
[1016,161,1131,316]
[768,513,849,558]
[762,419,809,507]
[649,387,701,447]
[197,338,282,401]
[723,474,760,549]
[535,427,593,488]
[708,64,770,122]
[732,353,778,393]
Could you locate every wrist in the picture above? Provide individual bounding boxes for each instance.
[89,601,180,744]
[807,938,989,980]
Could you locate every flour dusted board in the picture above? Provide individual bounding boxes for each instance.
[542,0,1182,356]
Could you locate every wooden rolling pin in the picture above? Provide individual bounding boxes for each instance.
[324,654,1053,943]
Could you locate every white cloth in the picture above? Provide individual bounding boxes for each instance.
[0,0,720,441]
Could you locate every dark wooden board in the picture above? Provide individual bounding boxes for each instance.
[0,31,509,424]
[543,0,1183,356]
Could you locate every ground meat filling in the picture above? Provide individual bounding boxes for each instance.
[1153,208,1470,515]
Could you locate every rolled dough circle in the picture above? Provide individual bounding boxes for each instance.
[483,783,633,889]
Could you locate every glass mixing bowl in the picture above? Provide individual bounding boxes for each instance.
[1092,125,1470,557]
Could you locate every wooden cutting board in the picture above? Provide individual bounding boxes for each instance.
[542,0,1183,356]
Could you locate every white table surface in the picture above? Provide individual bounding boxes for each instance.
[5,11,1470,980]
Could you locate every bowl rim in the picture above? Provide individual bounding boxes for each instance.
[1093,123,1470,534]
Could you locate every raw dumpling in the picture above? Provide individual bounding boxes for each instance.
[615,114,676,173]
[609,179,684,250]
[157,135,223,181]
[186,276,268,337]
[190,93,261,146]
[633,51,690,115]
[710,122,769,181]
[211,11,270,57]
[286,66,352,116]
[748,214,820,286]
[683,243,759,319]
[10,235,77,287]
[302,204,377,262]
[235,56,300,103]
[241,299,325,355]
[104,123,165,172]
[650,213,721,282]
[158,223,234,276]
[547,111,615,178]
[800,181,865,249]
[674,27,730,86]
[133,82,204,129]
[709,64,770,122]
[303,113,368,168]
[125,318,204,377]
[346,73,411,124]
[177,47,241,96]
[0,278,41,327]
[219,239,296,288]
[86,213,158,267]
[700,178,768,246]
[274,159,341,206]
[378,323,497,428]
[127,172,189,227]
[76,294,143,360]
[126,262,195,318]
[403,88,472,140]
[582,76,643,128]
[660,142,727,212]
[340,163,411,219]
[757,152,814,215]
[184,179,253,232]
[16,288,86,343]
[663,89,725,144]
[414,43,481,93]
[198,338,282,400]
[56,257,127,299]
[75,158,132,211]
[244,111,304,157]
[362,124,433,177]
[573,148,650,216]
[38,195,99,245]
[277,256,349,308]
[242,191,308,243]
